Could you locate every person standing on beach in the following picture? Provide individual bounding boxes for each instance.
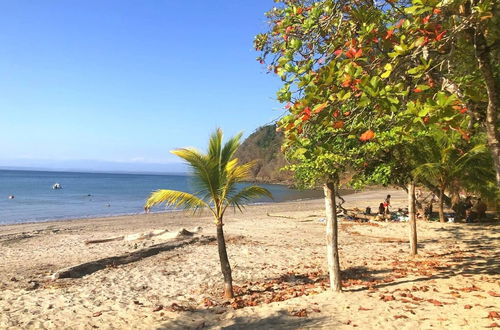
[416,189,422,200]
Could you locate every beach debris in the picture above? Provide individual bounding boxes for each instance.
[380,295,396,302]
[25,280,40,291]
[394,315,409,319]
[488,291,500,297]
[266,213,296,219]
[290,309,308,317]
[152,305,163,312]
[52,235,215,279]
[202,298,217,307]
[464,305,473,309]
[166,303,192,312]
[92,312,102,317]
[84,227,203,244]
[488,311,500,319]
[485,323,499,328]
[452,285,483,292]
[427,299,444,306]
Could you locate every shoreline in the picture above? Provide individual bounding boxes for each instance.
[1,169,330,226]
[0,196,327,228]
[1,185,368,227]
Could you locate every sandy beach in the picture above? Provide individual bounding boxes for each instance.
[0,188,498,329]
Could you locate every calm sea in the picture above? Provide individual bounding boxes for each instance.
[0,170,323,225]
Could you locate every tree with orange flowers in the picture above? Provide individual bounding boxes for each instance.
[255,0,498,281]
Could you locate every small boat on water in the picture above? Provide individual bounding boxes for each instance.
[52,183,63,190]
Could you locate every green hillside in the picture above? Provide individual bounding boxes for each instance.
[235,125,293,183]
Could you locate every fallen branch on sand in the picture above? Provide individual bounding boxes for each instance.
[266,213,297,219]
[52,235,215,279]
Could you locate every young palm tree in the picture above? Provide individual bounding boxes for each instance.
[413,136,493,222]
[144,128,272,298]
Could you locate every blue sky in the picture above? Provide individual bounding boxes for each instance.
[0,1,282,172]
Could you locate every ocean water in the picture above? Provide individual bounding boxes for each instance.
[0,170,323,225]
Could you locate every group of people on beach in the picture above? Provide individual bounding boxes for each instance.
[369,191,489,223]
[378,194,391,217]
[454,196,488,222]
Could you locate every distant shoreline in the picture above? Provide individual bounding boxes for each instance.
[2,170,328,225]
[0,196,328,228]
[0,187,373,227]
[0,167,189,177]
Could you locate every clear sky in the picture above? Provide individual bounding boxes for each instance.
[0,0,282,172]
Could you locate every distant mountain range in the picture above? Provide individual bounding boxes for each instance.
[235,124,293,184]
[0,125,290,181]
[0,159,187,175]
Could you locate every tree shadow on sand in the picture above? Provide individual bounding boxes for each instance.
[428,223,499,275]
[157,309,329,330]
[348,222,499,292]
[159,223,498,329]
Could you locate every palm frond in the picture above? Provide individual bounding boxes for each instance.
[228,160,255,182]
[223,185,273,214]
[220,132,243,168]
[172,148,219,200]
[412,163,444,183]
[146,128,271,222]
[145,189,211,215]
[220,160,256,201]
[171,147,204,164]
[456,144,488,164]
[208,128,224,163]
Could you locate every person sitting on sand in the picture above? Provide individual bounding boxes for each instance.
[365,206,371,215]
[378,203,385,215]
[464,196,473,211]
[424,202,433,221]
[475,198,487,221]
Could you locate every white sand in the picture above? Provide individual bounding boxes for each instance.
[0,189,498,329]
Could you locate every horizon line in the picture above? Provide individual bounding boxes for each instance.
[0,166,189,176]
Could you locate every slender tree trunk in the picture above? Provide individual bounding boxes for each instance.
[216,220,234,299]
[324,181,342,292]
[438,188,445,223]
[473,30,500,188]
[408,182,418,256]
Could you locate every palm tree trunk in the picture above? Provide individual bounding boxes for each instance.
[408,182,417,256]
[438,188,445,223]
[324,181,342,292]
[216,220,234,299]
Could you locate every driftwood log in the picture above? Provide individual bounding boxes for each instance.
[84,227,203,244]
[51,235,215,279]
